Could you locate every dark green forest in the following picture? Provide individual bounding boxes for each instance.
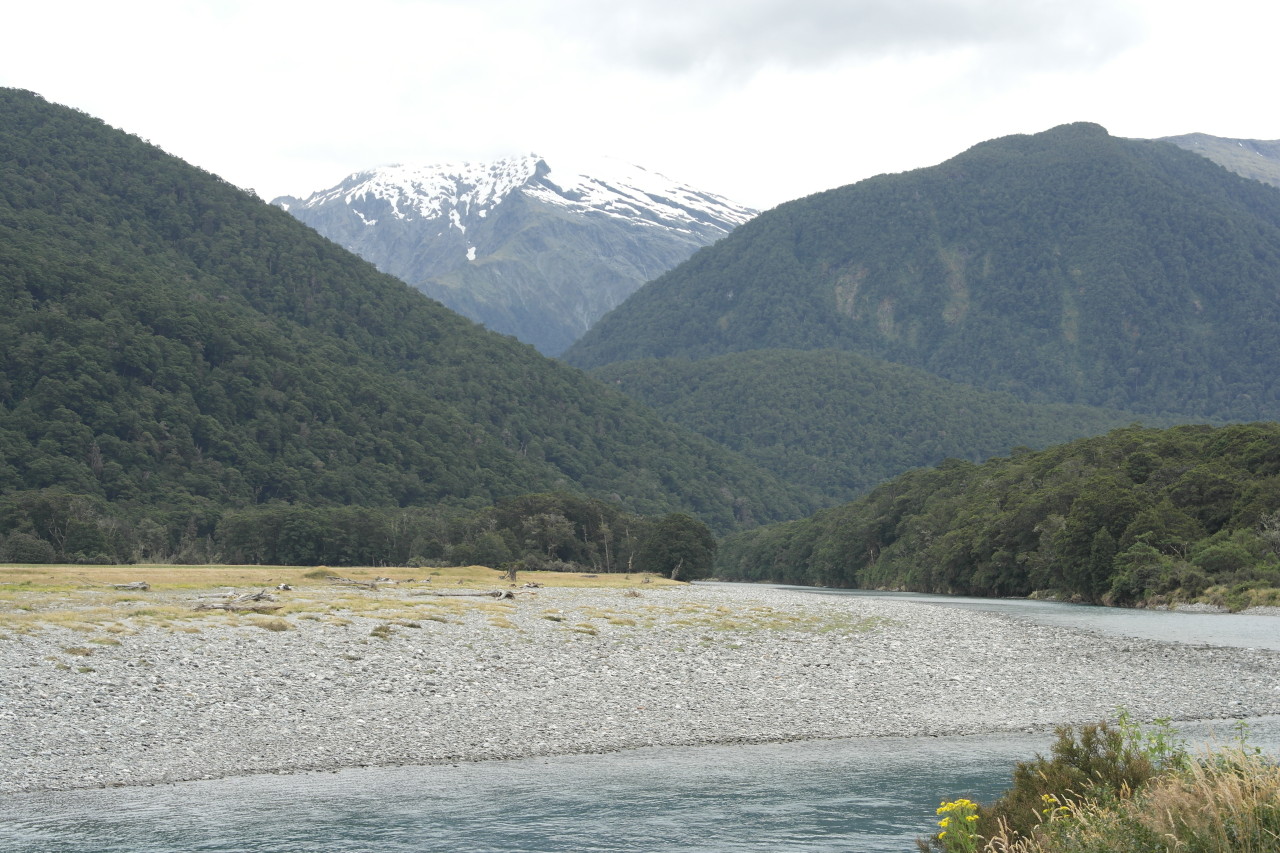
[594,349,1177,504]
[717,423,1280,607]
[0,88,812,563]
[10,90,1280,604]
[0,488,717,578]
[566,123,1280,422]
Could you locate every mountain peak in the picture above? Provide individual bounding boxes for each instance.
[274,153,755,234]
[273,154,757,355]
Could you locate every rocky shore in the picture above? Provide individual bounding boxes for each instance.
[3,584,1279,794]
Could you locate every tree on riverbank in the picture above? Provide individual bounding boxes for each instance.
[717,423,1280,608]
[633,513,717,580]
[0,488,703,575]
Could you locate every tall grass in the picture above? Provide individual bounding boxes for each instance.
[993,747,1280,852]
[925,718,1279,853]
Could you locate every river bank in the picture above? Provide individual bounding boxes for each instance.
[2,583,1278,794]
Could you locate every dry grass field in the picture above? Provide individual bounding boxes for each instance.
[0,563,682,637]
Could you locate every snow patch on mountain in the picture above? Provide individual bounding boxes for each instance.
[281,154,755,236]
[271,154,758,355]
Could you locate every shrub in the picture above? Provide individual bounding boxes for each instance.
[0,532,57,563]
[917,715,1280,853]
[975,721,1161,843]
[922,715,1186,851]
[1011,748,1280,852]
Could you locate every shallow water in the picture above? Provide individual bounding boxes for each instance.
[3,721,1276,852]
[3,589,1277,852]
[785,586,1280,651]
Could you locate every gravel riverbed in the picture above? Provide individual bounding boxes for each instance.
[2,583,1279,793]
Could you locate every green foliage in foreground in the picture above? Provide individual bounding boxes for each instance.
[594,349,1173,504]
[924,716,1280,853]
[0,489,716,578]
[717,423,1280,606]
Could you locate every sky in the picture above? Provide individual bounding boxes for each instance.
[4,0,1279,211]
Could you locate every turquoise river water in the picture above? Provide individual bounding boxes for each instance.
[2,589,1277,852]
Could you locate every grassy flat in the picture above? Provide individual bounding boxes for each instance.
[0,563,681,636]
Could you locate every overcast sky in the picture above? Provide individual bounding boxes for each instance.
[5,0,1278,210]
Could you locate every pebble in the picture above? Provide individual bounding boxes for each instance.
[1,585,1278,793]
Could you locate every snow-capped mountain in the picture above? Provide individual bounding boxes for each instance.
[273,155,756,355]
[1159,133,1280,190]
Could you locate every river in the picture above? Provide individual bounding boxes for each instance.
[2,589,1276,852]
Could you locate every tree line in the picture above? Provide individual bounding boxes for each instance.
[0,488,716,579]
[717,423,1280,608]
[592,349,1172,504]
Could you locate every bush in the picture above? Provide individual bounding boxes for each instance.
[916,714,1280,853]
[1005,747,1280,852]
[0,532,58,563]
[1193,538,1255,575]
[922,715,1186,851]
[512,552,581,573]
[976,722,1161,843]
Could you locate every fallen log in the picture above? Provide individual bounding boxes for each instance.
[110,581,151,591]
[326,576,382,590]
[191,589,279,611]
[410,589,524,599]
[193,602,283,613]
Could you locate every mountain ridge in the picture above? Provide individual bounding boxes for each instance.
[0,87,810,538]
[565,122,1280,422]
[274,155,755,355]
[1160,132,1280,190]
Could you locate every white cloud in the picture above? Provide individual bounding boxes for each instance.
[0,0,1277,210]
[549,0,1144,79]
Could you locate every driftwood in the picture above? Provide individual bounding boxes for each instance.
[192,589,280,612]
[326,576,383,590]
[194,602,283,613]
[410,589,527,599]
[110,581,151,591]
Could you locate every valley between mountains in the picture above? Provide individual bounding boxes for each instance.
[4,88,1280,611]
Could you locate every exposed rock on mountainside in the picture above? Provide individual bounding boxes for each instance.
[275,156,755,355]
[566,123,1280,422]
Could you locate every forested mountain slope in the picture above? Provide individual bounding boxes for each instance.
[717,423,1280,608]
[0,88,810,542]
[566,123,1280,422]
[594,349,1170,503]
